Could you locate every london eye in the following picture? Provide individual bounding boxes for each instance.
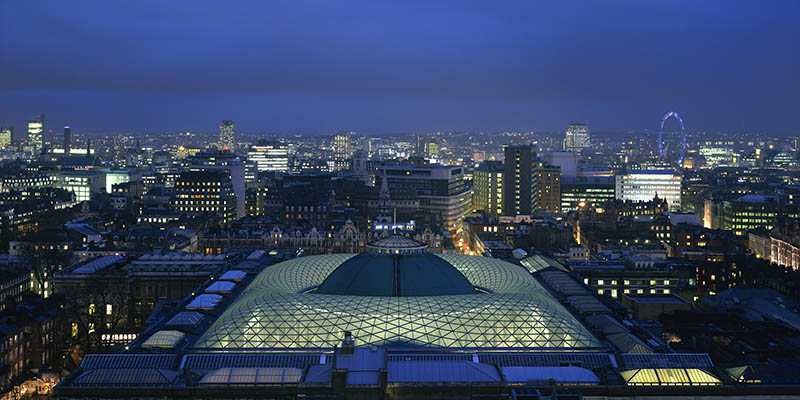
[658,111,687,166]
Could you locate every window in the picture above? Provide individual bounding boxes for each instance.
[106,304,113,315]
[71,323,78,338]
[88,304,96,316]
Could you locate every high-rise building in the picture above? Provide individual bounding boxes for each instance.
[219,120,235,151]
[426,142,439,159]
[63,125,72,155]
[0,127,12,150]
[333,133,350,160]
[473,161,504,217]
[563,123,590,153]
[560,176,616,212]
[502,145,535,217]
[615,169,682,211]
[247,141,289,172]
[172,170,237,224]
[27,114,44,154]
[377,164,472,234]
[415,135,426,157]
[533,165,561,214]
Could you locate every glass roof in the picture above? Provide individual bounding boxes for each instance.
[314,253,476,296]
[199,368,302,385]
[366,234,427,252]
[142,330,185,349]
[194,254,602,350]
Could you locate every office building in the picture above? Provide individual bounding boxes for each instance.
[172,170,237,224]
[560,175,616,212]
[52,170,105,203]
[502,145,535,217]
[472,161,503,217]
[426,141,439,158]
[219,120,235,151]
[247,141,289,172]
[27,114,44,154]
[710,195,781,236]
[377,164,472,234]
[533,165,561,213]
[563,123,590,152]
[333,133,350,160]
[189,151,246,219]
[0,127,12,150]
[616,169,682,211]
[63,125,72,154]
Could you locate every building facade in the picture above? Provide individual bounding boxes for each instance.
[616,169,682,211]
[560,175,615,213]
[502,145,535,217]
[0,127,12,150]
[26,115,44,154]
[533,165,561,213]
[377,164,472,234]
[563,123,590,152]
[218,120,235,151]
[472,161,503,217]
[247,141,289,172]
[172,171,237,224]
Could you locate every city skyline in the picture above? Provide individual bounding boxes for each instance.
[2,1,799,134]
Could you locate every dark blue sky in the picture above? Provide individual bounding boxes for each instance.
[1,1,798,135]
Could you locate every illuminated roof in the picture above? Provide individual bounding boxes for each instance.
[194,254,601,350]
[142,330,185,349]
[620,368,721,386]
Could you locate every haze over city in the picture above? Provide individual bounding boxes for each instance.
[2,1,799,134]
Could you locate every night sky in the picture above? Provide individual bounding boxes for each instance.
[1,1,798,135]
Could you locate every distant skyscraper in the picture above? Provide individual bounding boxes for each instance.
[502,145,536,217]
[219,120,235,151]
[333,133,350,160]
[0,127,12,150]
[415,135,426,157]
[563,123,590,152]
[63,125,72,154]
[27,114,44,154]
[426,142,439,158]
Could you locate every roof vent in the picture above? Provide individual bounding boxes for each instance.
[342,331,354,355]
